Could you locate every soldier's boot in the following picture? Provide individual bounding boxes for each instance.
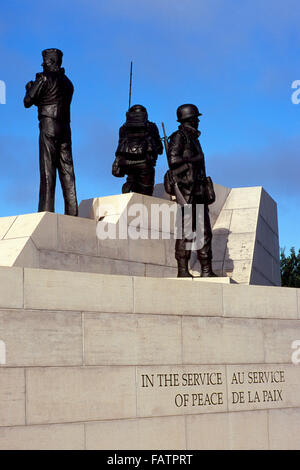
[199,258,217,278]
[122,181,133,193]
[177,258,193,278]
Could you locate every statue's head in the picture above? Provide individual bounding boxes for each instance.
[176,103,202,129]
[42,49,63,72]
[126,104,148,127]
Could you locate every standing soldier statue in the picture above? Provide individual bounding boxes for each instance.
[112,104,163,195]
[164,104,217,278]
[24,48,78,216]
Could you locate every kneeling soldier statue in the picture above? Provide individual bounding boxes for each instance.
[112,104,163,196]
[24,48,78,216]
[164,104,217,278]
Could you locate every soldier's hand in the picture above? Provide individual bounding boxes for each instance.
[25,81,34,91]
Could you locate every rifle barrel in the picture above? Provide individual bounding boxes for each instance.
[161,122,168,155]
[128,61,133,110]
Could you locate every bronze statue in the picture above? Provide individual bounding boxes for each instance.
[164,104,216,278]
[24,48,78,216]
[112,104,163,196]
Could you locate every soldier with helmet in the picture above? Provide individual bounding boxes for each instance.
[112,104,163,195]
[24,48,78,216]
[165,103,217,278]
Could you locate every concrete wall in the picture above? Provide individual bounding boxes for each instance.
[0,266,299,449]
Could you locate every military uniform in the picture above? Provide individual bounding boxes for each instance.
[166,104,216,277]
[24,49,78,216]
[113,105,163,196]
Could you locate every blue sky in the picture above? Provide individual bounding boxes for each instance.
[0,0,299,251]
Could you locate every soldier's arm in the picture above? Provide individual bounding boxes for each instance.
[167,131,185,169]
[149,122,163,155]
[24,73,46,108]
[115,125,126,156]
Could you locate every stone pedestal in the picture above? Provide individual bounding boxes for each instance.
[0,266,299,449]
[0,186,293,450]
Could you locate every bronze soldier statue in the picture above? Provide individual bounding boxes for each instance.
[165,104,217,278]
[112,104,163,196]
[24,48,78,216]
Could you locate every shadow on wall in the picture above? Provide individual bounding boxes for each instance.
[189,227,233,278]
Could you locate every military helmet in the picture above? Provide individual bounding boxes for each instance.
[42,48,63,67]
[126,104,148,127]
[176,104,202,122]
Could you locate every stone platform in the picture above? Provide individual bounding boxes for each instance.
[0,186,294,450]
[0,266,299,449]
[0,184,280,285]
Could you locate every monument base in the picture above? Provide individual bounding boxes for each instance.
[0,266,299,450]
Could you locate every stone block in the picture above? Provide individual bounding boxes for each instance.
[209,183,231,227]
[127,261,146,276]
[223,259,251,284]
[14,238,39,268]
[26,366,136,424]
[212,209,232,234]
[227,364,300,412]
[223,284,298,319]
[84,313,182,365]
[164,238,177,268]
[0,310,82,367]
[128,232,166,265]
[186,410,268,450]
[192,276,232,284]
[269,408,300,450]
[223,187,261,210]
[78,197,98,219]
[145,264,177,278]
[4,212,58,251]
[228,410,269,450]
[0,423,84,450]
[211,234,228,263]
[98,236,129,260]
[250,267,274,287]
[57,214,97,256]
[0,266,23,308]
[0,216,17,239]
[256,215,279,259]
[24,268,134,313]
[3,213,44,239]
[85,416,186,450]
[39,250,80,272]
[225,232,256,261]
[136,365,227,417]
[263,319,300,363]
[186,413,230,449]
[142,195,177,234]
[134,277,223,316]
[0,368,25,426]
[272,259,281,286]
[0,237,38,268]
[252,242,274,283]
[229,208,258,233]
[259,188,278,234]
[182,317,264,364]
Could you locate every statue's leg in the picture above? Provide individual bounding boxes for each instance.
[57,139,78,216]
[135,164,155,196]
[175,205,193,278]
[196,204,217,277]
[38,130,57,213]
[196,204,212,260]
[122,173,134,193]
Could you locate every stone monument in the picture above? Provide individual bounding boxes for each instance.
[0,186,299,450]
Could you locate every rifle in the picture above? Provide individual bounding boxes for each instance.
[128,61,133,110]
[161,122,187,206]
